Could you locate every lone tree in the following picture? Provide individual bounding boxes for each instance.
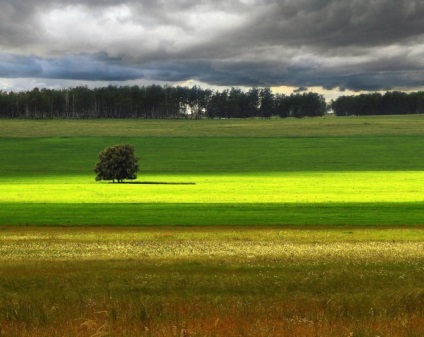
[94,144,139,183]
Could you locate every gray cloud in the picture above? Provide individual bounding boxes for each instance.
[294,86,309,93]
[0,0,423,91]
[0,53,147,81]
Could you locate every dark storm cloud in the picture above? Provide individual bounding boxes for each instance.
[294,87,309,93]
[0,53,147,81]
[241,0,424,48]
[0,0,423,91]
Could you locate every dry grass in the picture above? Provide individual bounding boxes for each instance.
[0,227,423,336]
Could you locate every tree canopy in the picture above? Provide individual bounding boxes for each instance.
[331,91,424,116]
[94,144,139,183]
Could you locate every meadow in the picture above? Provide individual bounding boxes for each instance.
[0,226,424,337]
[1,116,424,225]
[0,115,424,336]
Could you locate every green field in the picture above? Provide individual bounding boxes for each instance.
[1,116,423,225]
[2,114,424,137]
[1,116,424,336]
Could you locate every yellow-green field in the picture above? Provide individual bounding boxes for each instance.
[2,171,424,204]
[1,117,424,225]
[2,226,424,261]
[0,227,423,337]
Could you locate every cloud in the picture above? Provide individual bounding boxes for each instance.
[0,0,423,91]
[0,53,147,81]
[294,86,308,93]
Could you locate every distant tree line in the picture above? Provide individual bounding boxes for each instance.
[0,85,422,119]
[0,85,326,119]
[331,91,424,116]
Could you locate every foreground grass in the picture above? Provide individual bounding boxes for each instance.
[0,227,423,337]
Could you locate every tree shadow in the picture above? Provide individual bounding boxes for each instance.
[111,181,196,185]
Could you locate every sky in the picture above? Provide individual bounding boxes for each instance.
[0,0,423,98]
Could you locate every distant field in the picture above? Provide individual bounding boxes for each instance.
[1,114,424,138]
[0,116,423,225]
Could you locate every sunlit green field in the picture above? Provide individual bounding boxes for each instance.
[1,116,424,225]
[2,171,424,203]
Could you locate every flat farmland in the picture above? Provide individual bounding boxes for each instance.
[0,115,424,336]
[0,116,424,225]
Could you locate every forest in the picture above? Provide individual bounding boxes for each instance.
[332,91,424,116]
[0,84,423,119]
[0,85,326,119]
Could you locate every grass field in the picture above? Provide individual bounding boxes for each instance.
[1,116,424,225]
[1,116,424,336]
[0,227,424,337]
[1,114,424,137]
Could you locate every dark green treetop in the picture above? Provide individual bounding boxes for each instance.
[94,144,139,183]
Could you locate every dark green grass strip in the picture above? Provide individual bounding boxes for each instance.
[1,202,422,226]
[2,136,424,177]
